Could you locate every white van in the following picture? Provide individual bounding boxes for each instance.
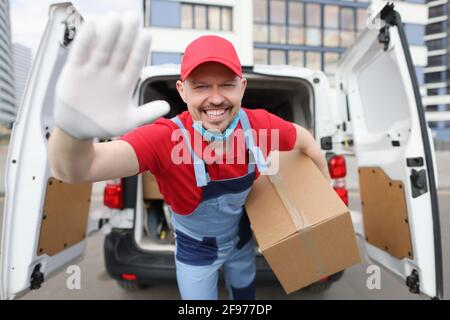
[0,3,443,300]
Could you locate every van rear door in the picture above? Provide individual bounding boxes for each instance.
[336,4,443,299]
[0,3,92,300]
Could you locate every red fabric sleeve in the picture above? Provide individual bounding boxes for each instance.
[117,119,175,175]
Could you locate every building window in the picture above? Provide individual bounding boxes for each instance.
[254,48,269,64]
[181,4,193,29]
[324,52,340,75]
[426,22,445,34]
[287,1,304,45]
[324,29,339,47]
[306,3,321,28]
[288,26,304,45]
[306,28,321,46]
[305,3,322,46]
[288,1,303,26]
[254,24,269,42]
[150,0,181,28]
[270,50,286,65]
[151,52,182,65]
[323,5,339,48]
[426,38,446,51]
[427,89,446,96]
[425,71,443,83]
[288,50,304,67]
[356,8,367,32]
[324,5,338,29]
[268,0,287,44]
[254,0,268,23]
[270,0,286,24]
[429,5,445,19]
[270,25,287,44]
[340,7,355,30]
[252,0,369,72]
[180,3,232,31]
[221,7,232,31]
[208,6,221,31]
[306,51,321,70]
[194,5,207,29]
[428,54,446,67]
[340,7,355,47]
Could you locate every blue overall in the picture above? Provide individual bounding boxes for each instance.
[169,109,267,300]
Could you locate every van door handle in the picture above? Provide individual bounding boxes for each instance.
[410,169,428,198]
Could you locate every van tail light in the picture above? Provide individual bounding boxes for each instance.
[328,155,346,179]
[121,273,137,281]
[103,178,123,209]
[333,187,348,206]
[328,154,348,206]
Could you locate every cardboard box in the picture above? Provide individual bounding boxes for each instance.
[142,172,164,199]
[245,150,361,293]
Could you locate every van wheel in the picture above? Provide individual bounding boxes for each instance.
[116,279,148,291]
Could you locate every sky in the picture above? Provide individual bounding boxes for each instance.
[10,0,142,58]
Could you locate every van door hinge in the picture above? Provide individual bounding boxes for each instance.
[406,269,420,294]
[378,26,390,51]
[30,264,44,290]
[61,6,81,47]
[410,169,428,198]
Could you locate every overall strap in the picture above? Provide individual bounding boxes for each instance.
[170,116,208,187]
[238,109,268,173]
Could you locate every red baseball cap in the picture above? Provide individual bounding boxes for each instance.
[180,35,242,81]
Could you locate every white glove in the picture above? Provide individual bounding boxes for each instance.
[54,12,170,140]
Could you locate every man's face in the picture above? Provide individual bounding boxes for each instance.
[176,62,247,133]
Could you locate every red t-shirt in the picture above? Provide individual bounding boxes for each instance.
[118,107,297,214]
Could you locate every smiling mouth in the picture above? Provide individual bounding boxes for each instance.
[202,107,230,120]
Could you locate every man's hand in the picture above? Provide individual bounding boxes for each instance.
[54,12,170,140]
[293,124,332,184]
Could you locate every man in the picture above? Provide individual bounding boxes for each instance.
[48,13,330,300]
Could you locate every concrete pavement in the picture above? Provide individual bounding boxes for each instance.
[1,192,448,299]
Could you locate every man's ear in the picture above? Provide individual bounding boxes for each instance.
[176,80,187,104]
[240,77,247,100]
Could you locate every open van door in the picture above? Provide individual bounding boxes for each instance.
[336,4,443,299]
[0,3,91,300]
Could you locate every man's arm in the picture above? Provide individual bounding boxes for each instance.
[48,127,140,183]
[48,14,169,183]
[292,123,331,182]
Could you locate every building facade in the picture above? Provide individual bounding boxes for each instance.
[0,0,15,130]
[144,0,437,140]
[143,0,253,66]
[423,0,450,145]
[144,1,427,80]
[12,43,32,110]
